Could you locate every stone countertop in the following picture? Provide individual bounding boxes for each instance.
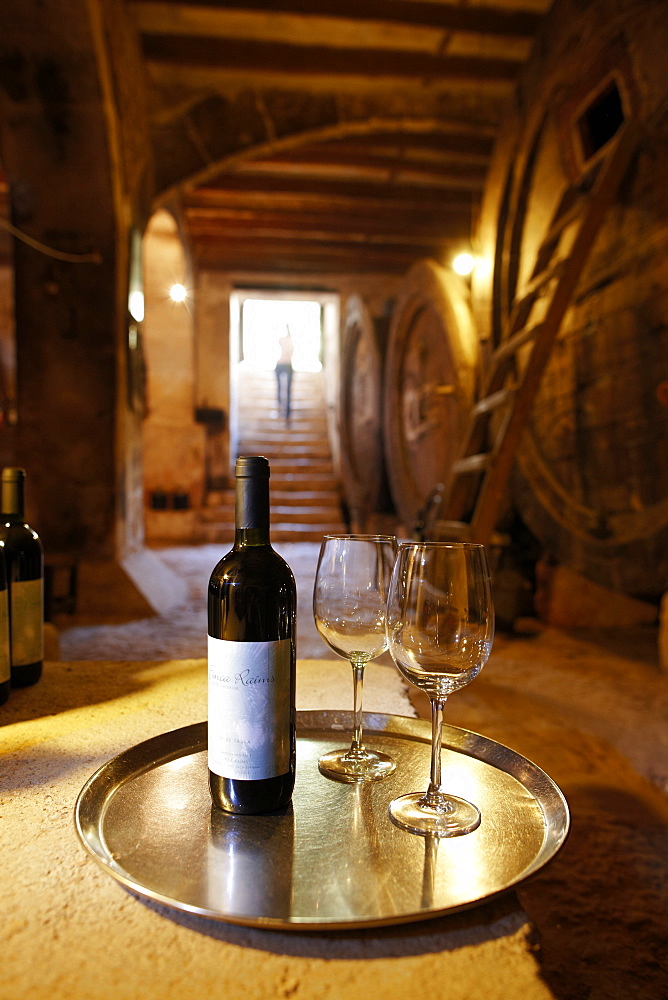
[1,656,554,1000]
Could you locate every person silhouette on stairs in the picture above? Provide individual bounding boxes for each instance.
[275,327,295,419]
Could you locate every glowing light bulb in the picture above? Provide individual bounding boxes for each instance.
[453,253,475,276]
[128,290,144,322]
[170,283,187,303]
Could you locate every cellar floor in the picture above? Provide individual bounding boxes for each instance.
[54,542,668,1000]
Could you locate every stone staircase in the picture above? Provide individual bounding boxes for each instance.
[200,365,347,542]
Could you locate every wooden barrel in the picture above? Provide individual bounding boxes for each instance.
[338,294,390,529]
[383,260,479,532]
[472,0,668,599]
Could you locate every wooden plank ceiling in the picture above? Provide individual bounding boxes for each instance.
[129,0,553,276]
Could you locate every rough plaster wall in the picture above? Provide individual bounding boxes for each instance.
[0,259,17,467]
[195,268,233,488]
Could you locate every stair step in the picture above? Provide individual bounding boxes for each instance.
[205,490,341,507]
[238,390,324,401]
[272,491,340,506]
[240,447,333,461]
[205,479,340,503]
[197,523,343,544]
[238,415,327,427]
[204,365,341,540]
[238,435,331,447]
[238,425,328,438]
[201,506,342,525]
[268,459,335,473]
[271,523,345,539]
[239,396,324,406]
[271,476,338,490]
[272,506,343,522]
[238,425,329,437]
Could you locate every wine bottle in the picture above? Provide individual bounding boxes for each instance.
[208,455,296,814]
[0,468,44,688]
[0,542,10,704]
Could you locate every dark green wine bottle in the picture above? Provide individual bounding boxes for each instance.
[0,540,10,704]
[0,468,43,688]
[208,456,296,814]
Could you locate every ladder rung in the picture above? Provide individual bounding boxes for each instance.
[472,387,514,417]
[537,199,583,257]
[452,453,489,476]
[514,258,567,311]
[490,323,544,367]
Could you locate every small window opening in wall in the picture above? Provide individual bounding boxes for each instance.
[577,79,625,161]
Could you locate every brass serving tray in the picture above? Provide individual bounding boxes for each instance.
[74,711,569,930]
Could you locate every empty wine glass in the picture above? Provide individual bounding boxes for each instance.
[313,534,398,782]
[386,542,494,836]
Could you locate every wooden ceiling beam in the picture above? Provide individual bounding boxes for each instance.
[190,238,453,274]
[185,199,471,221]
[184,211,470,242]
[188,174,479,206]
[241,151,488,185]
[190,228,466,251]
[141,34,521,81]
[131,0,542,40]
[262,149,490,170]
[297,132,495,158]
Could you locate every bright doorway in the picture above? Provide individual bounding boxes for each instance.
[228,289,340,470]
[240,298,323,372]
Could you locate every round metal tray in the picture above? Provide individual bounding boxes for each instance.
[74,711,569,931]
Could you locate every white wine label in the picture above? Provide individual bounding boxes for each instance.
[0,589,9,683]
[208,636,292,781]
[10,578,44,666]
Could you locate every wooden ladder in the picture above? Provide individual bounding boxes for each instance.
[426,120,641,547]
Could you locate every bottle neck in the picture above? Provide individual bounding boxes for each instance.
[234,474,270,547]
[1,471,25,520]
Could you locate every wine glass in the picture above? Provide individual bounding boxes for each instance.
[313,534,398,782]
[386,542,494,836]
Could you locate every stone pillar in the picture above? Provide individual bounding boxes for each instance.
[142,210,206,542]
[195,270,233,489]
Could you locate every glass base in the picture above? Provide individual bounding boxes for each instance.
[389,792,481,837]
[318,746,396,783]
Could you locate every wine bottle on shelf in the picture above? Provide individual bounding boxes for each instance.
[208,455,296,814]
[0,468,44,688]
[0,542,10,704]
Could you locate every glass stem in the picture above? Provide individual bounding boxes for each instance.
[425,697,447,807]
[350,656,367,752]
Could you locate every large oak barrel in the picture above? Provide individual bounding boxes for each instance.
[472,0,668,598]
[383,260,479,531]
[338,294,390,529]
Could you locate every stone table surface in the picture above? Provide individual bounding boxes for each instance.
[1,656,555,1000]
